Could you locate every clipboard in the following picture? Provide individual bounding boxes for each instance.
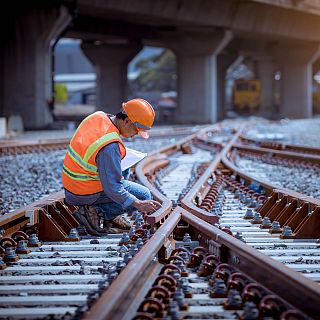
[121,147,147,171]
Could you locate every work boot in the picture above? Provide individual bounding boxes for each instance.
[73,210,106,236]
[73,206,109,236]
[76,224,88,236]
[84,205,102,230]
[110,215,132,230]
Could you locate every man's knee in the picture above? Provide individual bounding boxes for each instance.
[138,185,152,200]
[124,180,152,200]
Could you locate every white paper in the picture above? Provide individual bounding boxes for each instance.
[121,147,147,171]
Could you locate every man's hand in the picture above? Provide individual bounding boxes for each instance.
[132,199,161,213]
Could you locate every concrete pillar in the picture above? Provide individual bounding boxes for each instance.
[166,30,232,124]
[273,42,320,118]
[2,6,71,129]
[313,58,320,76]
[217,53,238,120]
[81,42,142,115]
[0,48,4,118]
[255,57,276,116]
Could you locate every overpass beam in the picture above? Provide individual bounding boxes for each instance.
[313,58,320,76]
[273,42,320,118]
[81,42,142,115]
[167,30,232,124]
[2,6,71,129]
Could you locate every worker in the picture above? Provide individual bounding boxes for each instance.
[62,98,161,235]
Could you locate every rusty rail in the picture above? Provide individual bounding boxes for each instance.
[0,191,65,234]
[135,154,172,228]
[240,135,320,156]
[84,206,320,319]
[0,139,70,156]
[1,123,320,319]
[233,143,320,163]
[0,126,197,156]
[83,208,182,320]
[180,128,243,224]
[181,208,320,318]
[221,145,303,197]
[135,134,199,227]
[0,190,80,241]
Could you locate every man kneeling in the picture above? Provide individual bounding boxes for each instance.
[61,98,161,235]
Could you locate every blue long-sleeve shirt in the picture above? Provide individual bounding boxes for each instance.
[64,142,138,208]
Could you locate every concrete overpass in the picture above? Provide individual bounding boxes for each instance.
[2,0,320,128]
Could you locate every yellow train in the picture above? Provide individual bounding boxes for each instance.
[232,78,320,114]
[232,79,261,113]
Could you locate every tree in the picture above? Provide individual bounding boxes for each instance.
[129,49,176,93]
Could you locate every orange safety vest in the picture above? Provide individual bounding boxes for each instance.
[62,111,126,195]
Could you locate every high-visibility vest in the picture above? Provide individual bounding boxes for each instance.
[62,111,126,195]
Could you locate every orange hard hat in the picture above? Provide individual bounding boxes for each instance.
[122,98,155,139]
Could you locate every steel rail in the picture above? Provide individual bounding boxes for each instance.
[135,124,224,227]
[0,126,197,156]
[0,139,69,156]
[1,123,320,319]
[221,143,320,201]
[233,143,320,163]
[0,190,65,236]
[183,131,320,283]
[135,133,200,227]
[239,135,320,156]
[180,127,243,223]
[0,127,200,234]
[135,153,173,227]
[83,208,182,320]
[84,205,319,319]
[180,208,320,319]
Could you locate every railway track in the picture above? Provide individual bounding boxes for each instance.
[228,146,320,199]
[0,129,195,215]
[0,122,319,320]
[193,174,320,280]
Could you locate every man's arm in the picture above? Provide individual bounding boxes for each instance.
[131,198,161,213]
[96,143,161,212]
[96,143,138,209]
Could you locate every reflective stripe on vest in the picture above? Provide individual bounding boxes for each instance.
[83,132,121,162]
[62,166,99,181]
[67,145,97,173]
[66,128,122,174]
